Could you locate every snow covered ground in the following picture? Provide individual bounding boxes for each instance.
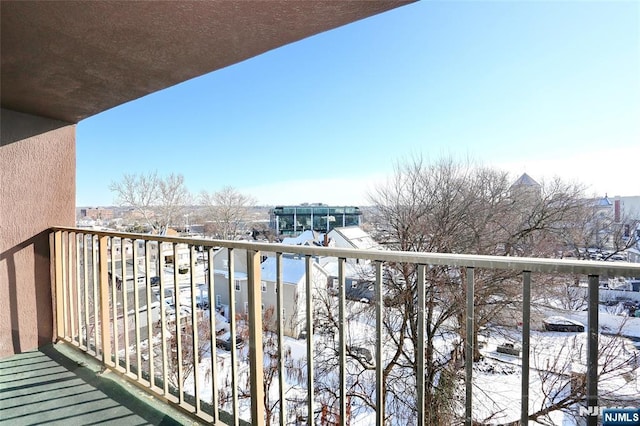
[117,297,639,425]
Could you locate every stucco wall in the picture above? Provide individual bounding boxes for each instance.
[0,108,75,357]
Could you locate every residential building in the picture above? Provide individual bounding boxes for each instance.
[321,259,376,302]
[259,256,328,338]
[318,226,380,300]
[281,229,323,246]
[212,248,328,338]
[159,243,190,271]
[208,248,249,320]
[327,226,380,250]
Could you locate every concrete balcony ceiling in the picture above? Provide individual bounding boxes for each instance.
[1,0,412,123]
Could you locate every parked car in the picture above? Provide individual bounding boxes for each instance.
[195,295,209,309]
[497,342,520,356]
[216,332,243,351]
[543,316,585,332]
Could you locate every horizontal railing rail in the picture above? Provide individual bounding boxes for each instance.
[51,227,640,276]
[50,227,640,426]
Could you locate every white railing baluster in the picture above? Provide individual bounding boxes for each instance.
[338,257,347,425]
[74,232,81,346]
[99,235,111,366]
[416,264,426,426]
[375,261,384,426]
[190,245,201,414]
[207,247,218,421]
[122,238,130,374]
[69,232,76,343]
[61,231,68,339]
[586,274,599,426]
[144,240,154,388]
[305,255,314,425]
[464,267,474,426]
[173,242,183,403]
[83,234,90,350]
[92,235,99,356]
[227,248,239,426]
[247,249,265,426]
[521,271,531,425]
[276,252,285,426]
[111,237,118,368]
[133,240,141,378]
[159,242,169,396]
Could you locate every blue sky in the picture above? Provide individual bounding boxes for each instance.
[77,1,640,207]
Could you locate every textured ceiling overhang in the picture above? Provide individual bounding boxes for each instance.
[1,1,413,123]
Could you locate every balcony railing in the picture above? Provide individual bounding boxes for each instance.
[50,227,640,426]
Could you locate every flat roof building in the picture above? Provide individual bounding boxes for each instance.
[270,204,362,236]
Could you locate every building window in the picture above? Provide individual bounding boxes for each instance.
[262,281,267,292]
[216,294,221,307]
[235,280,241,291]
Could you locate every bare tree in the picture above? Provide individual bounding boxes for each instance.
[200,186,257,240]
[109,171,191,233]
[365,156,591,424]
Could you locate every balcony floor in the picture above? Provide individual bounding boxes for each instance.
[0,343,199,426]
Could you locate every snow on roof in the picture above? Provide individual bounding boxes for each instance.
[260,257,309,284]
[318,258,375,280]
[330,226,378,250]
[319,259,360,278]
[213,269,248,280]
[281,230,320,246]
[596,195,612,206]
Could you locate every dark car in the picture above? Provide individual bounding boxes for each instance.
[195,294,209,309]
[497,342,521,356]
[543,316,585,332]
[216,333,243,351]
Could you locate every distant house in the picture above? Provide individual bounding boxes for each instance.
[260,256,329,338]
[213,228,382,335]
[156,229,190,270]
[209,248,250,320]
[320,259,375,303]
[212,248,328,338]
[320,226,381,301]
[281,230,322,246]
[327,226,379,250]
